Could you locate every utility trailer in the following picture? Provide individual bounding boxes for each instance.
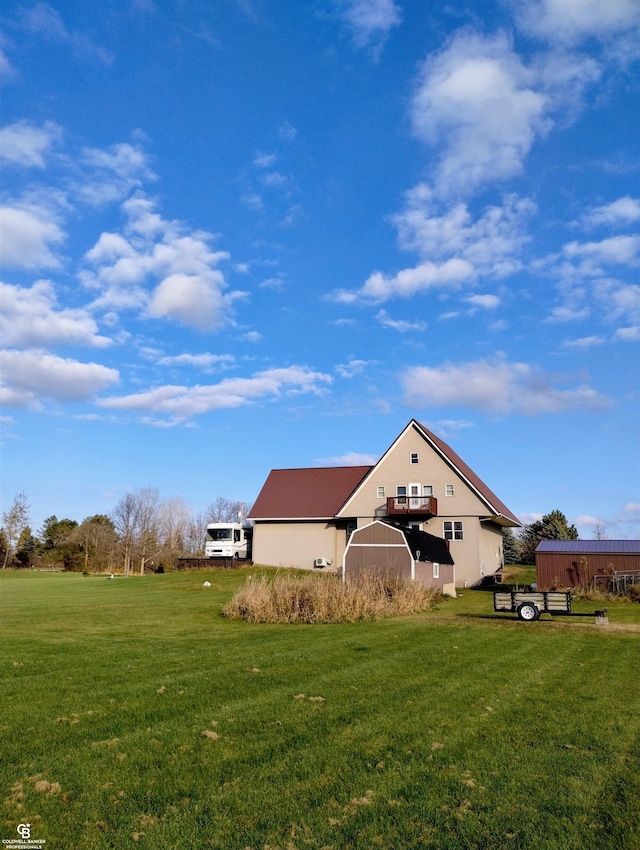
[494,590,607,623]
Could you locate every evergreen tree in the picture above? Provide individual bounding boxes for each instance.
[502,527,521,565]
[519,509,578,565]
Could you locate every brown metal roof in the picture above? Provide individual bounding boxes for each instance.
[248,465,373,519]
[414,420,521,526]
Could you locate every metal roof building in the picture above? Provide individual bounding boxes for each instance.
[535,540,640,589]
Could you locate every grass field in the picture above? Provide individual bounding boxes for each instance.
[2,569,639,850]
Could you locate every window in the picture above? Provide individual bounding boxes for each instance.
[445,484,455,497]
[396,485,407,497]
[443,521,463,541]
[410,452,419,464]
[423,485,433,497]
[346,521,356,539]
[376,486,385,499]
[433,562,439,579]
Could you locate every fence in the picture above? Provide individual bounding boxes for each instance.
[593,571,640,594]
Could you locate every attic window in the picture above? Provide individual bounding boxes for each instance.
[445,484,455,497]
[410,452,419,464]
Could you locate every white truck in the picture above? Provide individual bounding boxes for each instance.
[205,523,252,560]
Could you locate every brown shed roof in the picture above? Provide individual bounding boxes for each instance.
[248,465,372,519]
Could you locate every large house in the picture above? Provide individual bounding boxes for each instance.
[248,419,521,587]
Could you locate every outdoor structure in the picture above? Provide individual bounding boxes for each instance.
[248,419,521,587]
[343,520,456,596]
[535,540,640,589]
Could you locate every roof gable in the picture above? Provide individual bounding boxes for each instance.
[248,465,372,520]
[338,419,520,525]
[413,420,520,525]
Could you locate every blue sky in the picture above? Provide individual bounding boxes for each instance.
[1,0,639,539]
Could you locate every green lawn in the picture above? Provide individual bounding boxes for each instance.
[2,569,639,850]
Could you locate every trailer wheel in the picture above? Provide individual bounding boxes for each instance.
[517,602,539,622]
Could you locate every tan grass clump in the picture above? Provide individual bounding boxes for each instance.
[223,569,437,623]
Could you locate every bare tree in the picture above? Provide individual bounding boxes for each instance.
[111,492,138,575]
[593,522,609,540]
[111,487,161,574]
[134,487,161,575]
[186,510,208,556]
[2,492,30,569]
[157,496,192,565]
[206,498,251,524]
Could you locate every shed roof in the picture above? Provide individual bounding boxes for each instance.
[248,465,373,519]
[401,525,455,564]
[536,540,640,554]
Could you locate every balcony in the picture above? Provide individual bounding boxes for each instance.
[386,496,438,518]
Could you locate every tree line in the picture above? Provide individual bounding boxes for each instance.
[502,509,580,566]
[0,490,252,574]
[2,493,585,573]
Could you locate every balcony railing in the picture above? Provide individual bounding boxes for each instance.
[386,496,438,517]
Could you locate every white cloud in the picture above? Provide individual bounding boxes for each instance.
[20,2,114,65]
[335,359,374,378]
[278,122,297,142]
[0,120,62,168]
[316,451,378,466]
[0,349,119,407]
[148,272,230,331]
[411,31,551,197]
[375,310,427,332]
[332,258,473,304]
[614,326,640,342]
[156,353,235,370]
[98,365,332,422]
[337,0,401,52]
[402,356,611,414]
[253,152,277,168]
[465,294,500,309]
[563,235,640,269]
[82,194,243,331]
[0,47,14,82]
[582,196,640,228]
[392,188,535,275]
[242,192,264,211]
[75,142,157,207]
[617,503,640,525]
[0,204,65,269]
[514,0,640,45]
[0,280,111,348]
[561,335,605,349]
[592,279,640,326]
[544,305,591,324]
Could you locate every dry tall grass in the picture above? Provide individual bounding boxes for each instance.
[223,570,438,623]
